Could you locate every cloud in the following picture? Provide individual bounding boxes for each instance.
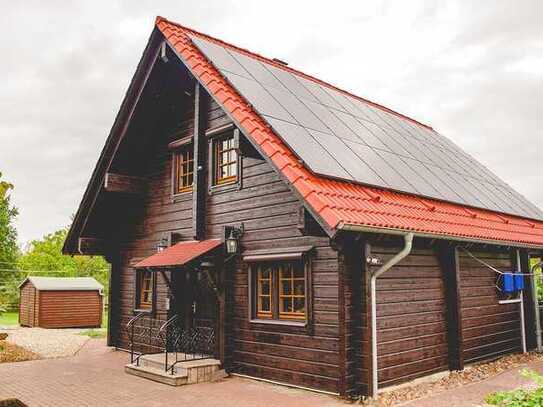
[1,0,542,244]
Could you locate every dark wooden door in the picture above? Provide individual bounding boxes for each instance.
[169,267,219,358]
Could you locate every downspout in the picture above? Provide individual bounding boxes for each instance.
[516,250,527,354]
[532,260,543,351]
[370,232,414,398]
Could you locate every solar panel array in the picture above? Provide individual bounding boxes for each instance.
[188,34,543,220]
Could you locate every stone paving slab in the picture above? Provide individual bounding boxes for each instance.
[0,339,345,407]
[400,360,543,407]
[4,338,543,406]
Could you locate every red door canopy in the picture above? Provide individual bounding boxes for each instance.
[135,239,222,268]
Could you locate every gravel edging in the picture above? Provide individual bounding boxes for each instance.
[0,327,90,359]
[366,352,543,406]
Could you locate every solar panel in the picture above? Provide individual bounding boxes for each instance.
[221,71,293,122]
[308,130,385,186]
[229,50,288,91]
[265,117,352,179]
[265,86,330,133]
[265,65,320,103]
[189,34,543,220]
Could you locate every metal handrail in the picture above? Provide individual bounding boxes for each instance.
[127,311,147,330]
[158,314,180,339]
[127,312,147,364]
[159,314,180,372]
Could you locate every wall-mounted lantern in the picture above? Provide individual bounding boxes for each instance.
[225,224,244,255]
[156,237,169,253]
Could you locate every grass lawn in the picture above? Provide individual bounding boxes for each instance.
[102,309,108,329]
[0,312,18,326]
[79,329,107,338]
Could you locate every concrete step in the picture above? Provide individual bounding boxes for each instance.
[125,353,223,386]
[125,364,188,386]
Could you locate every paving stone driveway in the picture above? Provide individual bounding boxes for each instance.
[0,339,345,407]
[3,339,543,406]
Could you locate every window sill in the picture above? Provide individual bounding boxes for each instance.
[133,308,154,315]
[250,318,306,327]
[208,180,240,194]
[171,190,193,203]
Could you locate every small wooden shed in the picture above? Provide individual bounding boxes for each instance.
[19,277,103,328]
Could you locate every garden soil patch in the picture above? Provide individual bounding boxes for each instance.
[0,340,39,364]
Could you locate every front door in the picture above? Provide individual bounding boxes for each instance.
[168,267,219,358]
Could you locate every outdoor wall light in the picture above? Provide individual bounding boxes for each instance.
[225,224,244,255]
[156,237,169,253]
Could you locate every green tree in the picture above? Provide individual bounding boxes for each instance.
[17,228,110,301]
[0,171,20,311]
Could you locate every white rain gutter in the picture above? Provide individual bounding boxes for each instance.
[338,223,543,250]
[370,232,414,398]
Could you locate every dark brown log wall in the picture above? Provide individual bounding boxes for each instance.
[458,250,521,363]
[38,291,103,328]
[109,92,342,393]
[369,245,449,388]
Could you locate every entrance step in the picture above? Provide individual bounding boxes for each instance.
[125,353,223,386]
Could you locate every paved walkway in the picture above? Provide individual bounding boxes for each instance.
[401,360,543,406]
[0,339,345,407]
[2,339,543,406]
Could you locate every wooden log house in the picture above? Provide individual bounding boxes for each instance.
[63,16,543,396]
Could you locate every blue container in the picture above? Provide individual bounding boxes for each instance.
[502,273,515,294]
[514,274,525,291]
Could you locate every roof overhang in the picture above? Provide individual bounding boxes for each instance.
[338,223,543,250]
[62,28,165,255]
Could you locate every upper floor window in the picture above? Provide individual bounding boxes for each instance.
[213,134,238,186]
[173,144,194,193]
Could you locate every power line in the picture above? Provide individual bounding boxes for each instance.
[0,270,109,276]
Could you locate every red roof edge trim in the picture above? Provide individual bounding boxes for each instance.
[155,16,434,132]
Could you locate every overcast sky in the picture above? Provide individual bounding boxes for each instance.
[1,1,542,245]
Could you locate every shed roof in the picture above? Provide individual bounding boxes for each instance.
[156,16,543,248]
[20,277,103,291]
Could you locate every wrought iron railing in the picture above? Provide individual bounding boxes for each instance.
[126,313,216,374]
[126,312,164,366]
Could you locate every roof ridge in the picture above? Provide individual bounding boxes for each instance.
[155,16,434,131]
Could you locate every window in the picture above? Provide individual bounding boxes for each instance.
[252,261,306,322]
[213,134,238,185]
[279,263,306,320]
[136,270,154,311]
[173,145,194,193]
[257,267,273,318]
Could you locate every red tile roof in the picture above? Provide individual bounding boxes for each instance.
[135,239,222,268]
[156,17,543,248]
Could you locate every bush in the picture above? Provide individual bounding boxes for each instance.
[486,369,543,406]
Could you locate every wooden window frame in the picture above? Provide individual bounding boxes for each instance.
[172,143,194,195]
[134,269,156,314]
[208,128,242,191]
[248,259,311,327]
